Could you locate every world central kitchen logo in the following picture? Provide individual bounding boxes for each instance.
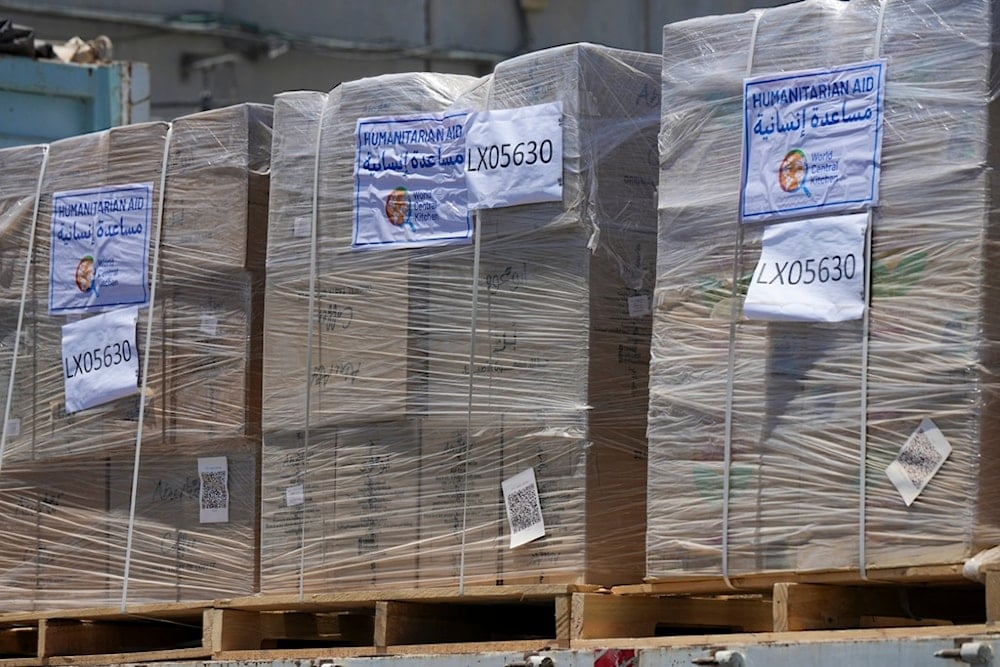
[778,148,811,197]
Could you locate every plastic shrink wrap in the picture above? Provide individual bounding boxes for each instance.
[0,103,271,609]
[646,0,1000,581]
[261,43,660,592]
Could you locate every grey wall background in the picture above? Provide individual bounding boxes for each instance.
[0,0,796,119]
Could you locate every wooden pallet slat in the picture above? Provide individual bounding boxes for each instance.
[773,582,987,632]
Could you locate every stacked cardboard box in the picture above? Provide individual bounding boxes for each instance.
[0,104,271,608]
[646,0,1000,580]
[0,440,258,609]
[261,43,660,593]
[261,74,478,593]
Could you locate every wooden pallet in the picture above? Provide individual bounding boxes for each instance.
[0,601,213,667]
[0,576,993,664]
[613,565,999,634]
[210,584,609,659]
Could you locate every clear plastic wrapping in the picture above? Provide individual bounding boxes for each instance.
[0,104,271,608]
[0,439,258,609]
[646,0,1000,580]
[261,43,661,592]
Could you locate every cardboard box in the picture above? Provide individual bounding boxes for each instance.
[263,258,411,432]
[0,144,47,306]
[260,421,421,593]
[163,103,272,272]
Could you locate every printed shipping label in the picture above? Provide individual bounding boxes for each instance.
[741,60,886,222]
[198,456,230,523]
[886,418,952,506]
[61,307,139,414]
[354,111,472,249]
[502,467,545,548]
[743,213,868,322]
[49,183,154,313]
[465,101,563,210]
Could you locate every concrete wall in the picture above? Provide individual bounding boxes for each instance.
[0,0,796,119]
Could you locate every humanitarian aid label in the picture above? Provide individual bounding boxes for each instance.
[49,183,153,314]
[741,60,886,222]
[354,111,472,249]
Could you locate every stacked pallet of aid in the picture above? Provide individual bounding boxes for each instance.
[645,0,1000,583]
[0,104,271,610]
[260,43,661,594]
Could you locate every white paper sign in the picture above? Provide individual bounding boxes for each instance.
[502,467,545,548]
[744,213,868,322]
[741,60,886,222]
[886,418,952,506]
[49,183,154,313]
[61,306,139,414]
[465,102,563,210]
[198,456,230,523]
[354,111,472,249]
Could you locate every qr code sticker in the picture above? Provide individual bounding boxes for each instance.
[200,471,228,511]
[506,484,543,533]
[896,430,945,489]
[502,467,545,548]
[198,456,229,523]
[886,418,952,506]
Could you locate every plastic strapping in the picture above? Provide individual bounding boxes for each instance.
[720,9,764,592]
[300,96,328,602]
[857,212,875,582]
[121,123,173,611]
[858,0,889,583]
[0,145,49,476]
[458,209,483,597]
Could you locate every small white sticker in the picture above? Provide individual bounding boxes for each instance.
[199,313,218,337]
[285,484,305,507]
[744,213,868,322]
[627,294,650,318]
[466,102,563,210]
[61,307,139,414]
[3,417,20,437]
[886,417,952,506]
[198,456,230,523]
[502,467,545,548]
[293,215,312,238]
